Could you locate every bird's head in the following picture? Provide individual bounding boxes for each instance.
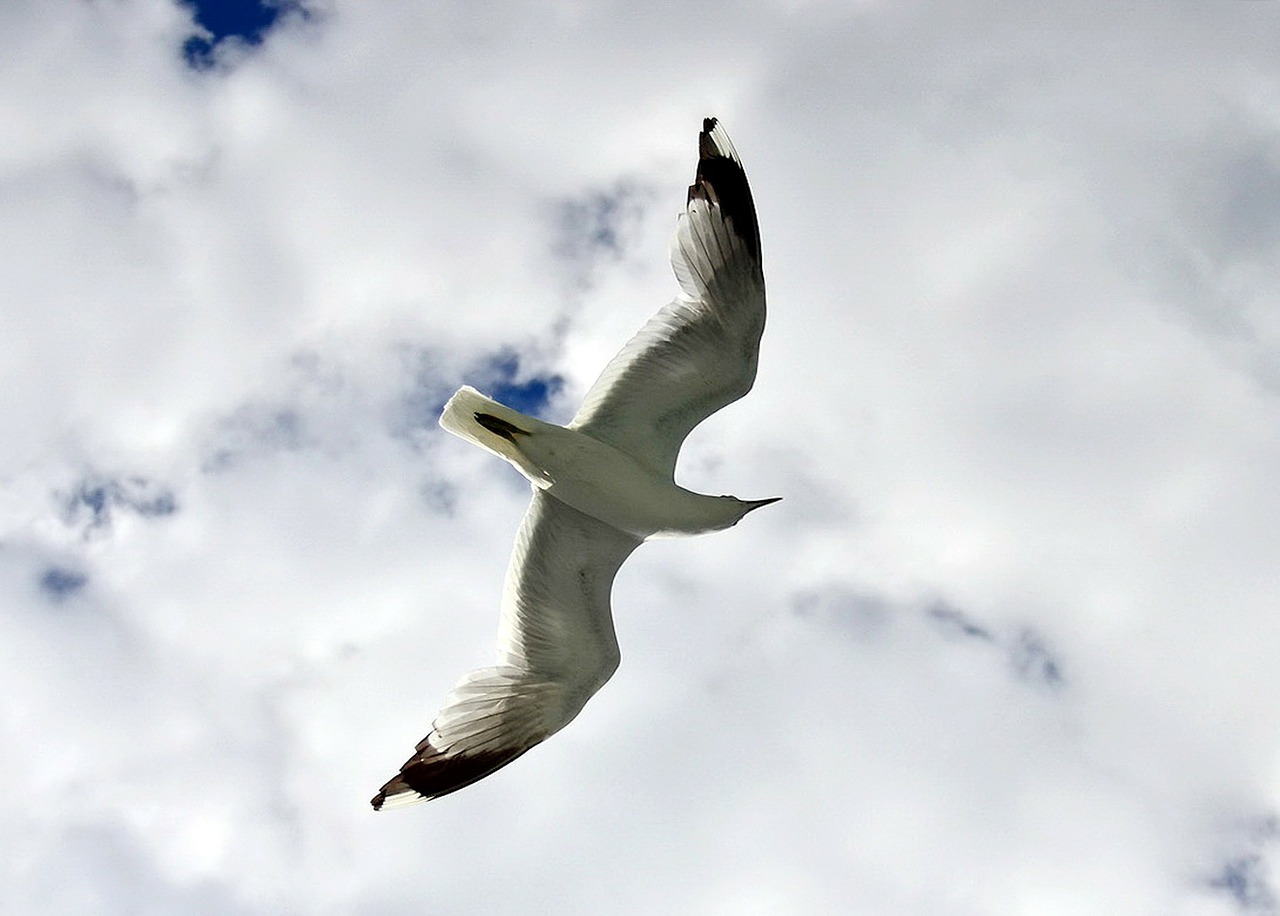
[720,495,781,528]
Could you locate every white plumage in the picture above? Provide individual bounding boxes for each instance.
[371,118,775,810]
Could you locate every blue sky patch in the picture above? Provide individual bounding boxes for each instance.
[481,350,563,418]
[182,0,308,69]
[61,476,178,532]
[412,349,564,425]
[492,376,562,419]
[395,347,566,454]
[40,567,87,602]
[1208,854,1276,911]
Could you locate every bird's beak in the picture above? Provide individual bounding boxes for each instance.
[745,497,782,512]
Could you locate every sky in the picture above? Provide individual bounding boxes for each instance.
[4,0,1280,913]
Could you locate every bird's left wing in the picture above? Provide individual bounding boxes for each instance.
[371,492,641,809]
[569,118,765,478]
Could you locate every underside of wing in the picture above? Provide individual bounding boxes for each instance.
[372,493,641,809]
[570,118,766,477]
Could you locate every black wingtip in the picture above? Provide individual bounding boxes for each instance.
[689,117,761,262]
[371,744,533,810]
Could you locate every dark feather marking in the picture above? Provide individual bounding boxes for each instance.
[370,744,534,809]
[474,412,528,442]
[689,117,761,263]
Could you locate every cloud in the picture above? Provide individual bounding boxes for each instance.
[4,0,1280,912]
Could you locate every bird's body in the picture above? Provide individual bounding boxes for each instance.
[440,386,772,539]
[371,118,774,810]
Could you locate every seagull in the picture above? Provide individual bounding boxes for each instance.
[371,118,776,809]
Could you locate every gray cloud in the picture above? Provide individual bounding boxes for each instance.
[4,1,1280,912]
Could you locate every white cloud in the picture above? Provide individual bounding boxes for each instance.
[5,0,1280,912]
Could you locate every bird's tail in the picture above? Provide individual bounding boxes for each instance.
[439,386,553,487]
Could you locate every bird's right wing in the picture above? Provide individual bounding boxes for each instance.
[371,492,641,809]
[569,118,766,478]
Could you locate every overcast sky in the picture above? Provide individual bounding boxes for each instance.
[5,1,1280,913]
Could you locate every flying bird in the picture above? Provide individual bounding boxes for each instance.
[371,118,775,809]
